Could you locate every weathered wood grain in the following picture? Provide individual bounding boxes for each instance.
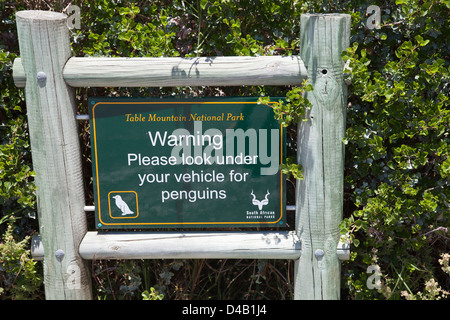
[294,13,351,300]
[13,55,307,88]
[77,231,301,260]
[16,10,92,300]
[32,230,350,262]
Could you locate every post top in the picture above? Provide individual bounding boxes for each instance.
[16,10,67,21]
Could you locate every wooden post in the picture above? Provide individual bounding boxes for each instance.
[16,11,92,299]
[294,14,351,299]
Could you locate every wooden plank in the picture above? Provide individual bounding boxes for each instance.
[32,230,349,261]
[337,238,351,261]
[15,10,92,300]
[294,14,351,300]
[30,235,44,261]
[13,55,307,88]
[32,230,351,261]
[77,231,301,260]
[12,58,25,87]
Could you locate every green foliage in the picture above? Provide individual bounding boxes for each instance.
[280,157,303,180]
[75,2,180,57]
[258,79,313,127]
[338,0,449,299]
[0,10,37,238]
[400,253,450,300]
[142,287,164,300]
[0,218,42,300]
[0,104,36,223]
[258,79,312,180]
[93,258,293,300]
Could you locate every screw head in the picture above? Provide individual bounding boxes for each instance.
[36,71,47,82]
[55,249,65,261]
[315,249,324,259]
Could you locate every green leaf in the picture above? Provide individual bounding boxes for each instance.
[415,35,430,47]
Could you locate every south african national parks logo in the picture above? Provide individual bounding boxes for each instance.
[251,190,270,210]
[246,190,275,221]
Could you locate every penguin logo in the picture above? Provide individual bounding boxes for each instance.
[112,195,134,215]
[108,192,138,219]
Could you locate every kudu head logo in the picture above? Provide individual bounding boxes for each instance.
[251,190,270,210]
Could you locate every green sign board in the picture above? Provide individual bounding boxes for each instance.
[89,98,285,229]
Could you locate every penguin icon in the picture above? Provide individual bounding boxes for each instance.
[112,195,134,215]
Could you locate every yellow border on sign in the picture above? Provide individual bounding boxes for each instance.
[92,101,284,227]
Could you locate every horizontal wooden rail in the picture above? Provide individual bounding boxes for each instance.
[13,55,307,88]
[31,231,301,260]
[31,230,350,261]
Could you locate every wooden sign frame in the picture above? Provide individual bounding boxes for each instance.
[14,10,350,300]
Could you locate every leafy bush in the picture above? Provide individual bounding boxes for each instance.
[338,0,449,299]
[0,28,37,236]
[142,287,164,300]
[0,217,42,299]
